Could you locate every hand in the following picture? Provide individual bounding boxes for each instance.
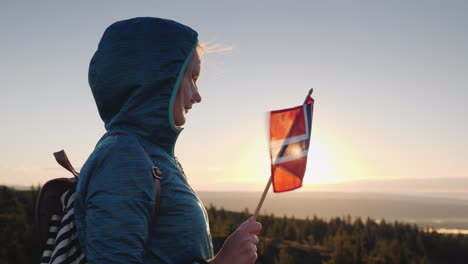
[210,216,262,264]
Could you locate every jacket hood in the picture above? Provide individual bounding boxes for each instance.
[89,17,198,155]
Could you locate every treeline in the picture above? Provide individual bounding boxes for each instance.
[2,185,468,264]
[207,205,468,263]
[0,185,40,263]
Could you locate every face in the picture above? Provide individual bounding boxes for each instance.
[173,51,202,127]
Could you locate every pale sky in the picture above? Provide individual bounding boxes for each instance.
[1,0,467,196]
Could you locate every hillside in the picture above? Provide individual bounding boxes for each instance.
[2,185,468,263]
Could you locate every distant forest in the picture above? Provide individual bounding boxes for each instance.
[2,185,468,264]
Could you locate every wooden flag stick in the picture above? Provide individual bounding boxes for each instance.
[252,88,314,222]
[252,176,272,221]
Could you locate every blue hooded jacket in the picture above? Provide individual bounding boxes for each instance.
[74,17,214,264]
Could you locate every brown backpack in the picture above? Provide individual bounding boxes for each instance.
[35,149,162,262]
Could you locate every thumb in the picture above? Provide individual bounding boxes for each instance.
[240,216,255,228]
[243,221,262,235]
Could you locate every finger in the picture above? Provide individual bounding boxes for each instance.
[250,252,258,264]
[247,246,258,264]
[243,221,262,234]
[251,243,257,252]
[250,235,259,244]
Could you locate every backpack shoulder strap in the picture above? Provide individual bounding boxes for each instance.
[141,145,163,223]
[105,133,162,224]
[150,164,162,221]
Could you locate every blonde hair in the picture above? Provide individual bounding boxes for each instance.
[197,42,232,56]
[184,42,232,80]
[192,42,231,77]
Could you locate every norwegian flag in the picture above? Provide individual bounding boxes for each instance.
[269,93,314,192]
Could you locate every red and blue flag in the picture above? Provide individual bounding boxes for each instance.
[269,94,314,192]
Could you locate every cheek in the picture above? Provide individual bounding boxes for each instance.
[177,81,186,102]
[174,85,185,113]
[182,81,193,103]
[175,87,182,105]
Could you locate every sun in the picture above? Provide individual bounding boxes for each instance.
[303,136,335,184]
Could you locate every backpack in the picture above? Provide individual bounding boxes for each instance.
[35,148,162,264]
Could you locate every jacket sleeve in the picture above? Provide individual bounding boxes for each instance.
[83,142,156,263]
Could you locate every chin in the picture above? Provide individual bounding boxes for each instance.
[175,119,186,127]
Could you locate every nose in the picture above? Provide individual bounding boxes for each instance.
[192,90,202,104]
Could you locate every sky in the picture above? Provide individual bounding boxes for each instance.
[1,0,467,197]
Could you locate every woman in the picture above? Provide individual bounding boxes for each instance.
[74,17,262,264]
